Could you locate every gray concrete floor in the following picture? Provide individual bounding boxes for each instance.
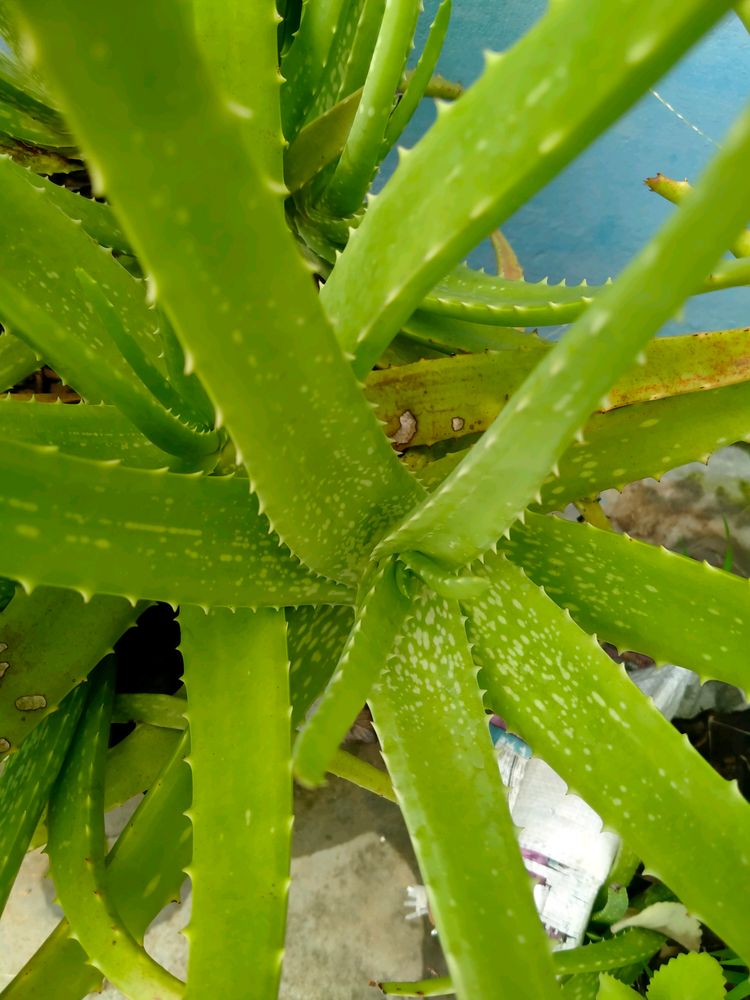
[0,746,445,999]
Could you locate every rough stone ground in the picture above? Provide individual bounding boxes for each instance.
[0,745,446,1000]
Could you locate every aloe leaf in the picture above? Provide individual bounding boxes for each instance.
[74,268,211,432]
[0,133,75,173]
[106,691,396,804]
[536,378,750,513]
[338,0,386,101]
[403,310,539,354]
[322,0,733,372]
[366,328,750,450]
[379,102,750,568]
[193,0,283,183]
[365,328,750,450]
[5,728,191,1000]
[302,0,366,125]
[322,0,421,215]
[180,606,291,999]
[0,155,219,461]
[369,590,560,999]
[18,0,424,584]
[0,330,39,391]
[382,0,451,153]
[466,554,750,967]
[157,310,216,429]
[555,931,665,976]
[0,439,352,607]
[281,0,347,138]
[0,585,136,756]
[377,977,457,996]
[113,693,187,730]
[505,511,750,690]
[293,557,410,787]
[646,173,750,258]
[102,723,183,817]
[287,603,354,728]
[29,722,182,851]
[47,658,185,998]
[647,953,726,1000]
[418,258,750,329]
[328,746,397,801]
[380,929,664,995]
[0,92,72,148]
[284,87,362,192]
[0,681,87,916]
[417,391,746,507]
[24,169,131,253]
[0,49,59,122]
[562,975,604,1000]
[491,229,524,279]
[0,396,185,468]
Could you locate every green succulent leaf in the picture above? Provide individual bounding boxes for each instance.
[287,603,355,730]
[555,930,665,976]
[466,554,750,967]
[157,310,216,431]
[338,0,386,104]
[365,327,750,450]
[536,378,750,512]
[106,689,396,805]
[418,259,750,329]
[73,268,212,433]
[0,155,218,461]
[293,556,411,787]
[0,49,58,122]
[301,0,367,126]
[47,658,185,999]
[380,928,664,995]
[0,439,351,608]
[17,0,424,584]
[0,330,39,391]
[29,723,182,851]
[284,87,362,192]
[560,975,604,1000]
[321,0,734,373]
[327,746,397,802]
[25,169,131,253]
[0,92,72,149]
[382,0,451,152]
[181,606,291,1000]
[379,101,750,567]
[193,0,283,183]
[5,728,191,1000]
[0,681,87,916]
[505,511,750,690]
[646,172,750,259]
[0,584,137,756]
[0,396,186,468]
[403,310,540,354]
[322,0,421,215]
[646,953,725,1000]
[370,589,560,999]
[113,693,187,730]
[280,0,348,138]
[408,373,750,504]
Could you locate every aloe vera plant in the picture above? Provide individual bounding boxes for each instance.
[0,1,749,997]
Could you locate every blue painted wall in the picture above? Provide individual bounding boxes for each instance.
[390,3,750,335]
